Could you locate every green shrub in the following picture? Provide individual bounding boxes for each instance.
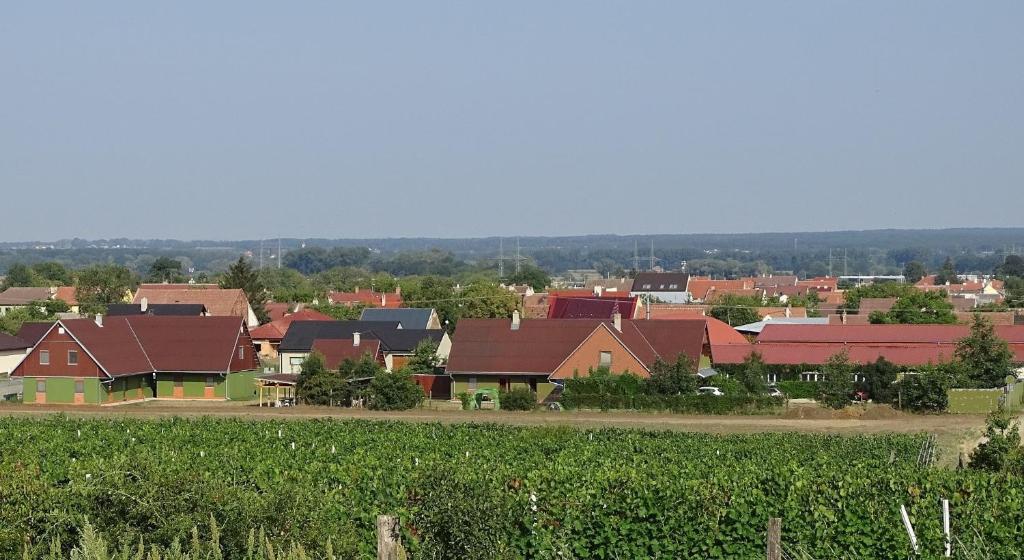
[561,393,783,414]
[777,381,818,399]
[500,388,536,411]
[897,371,950,412]
[367,371,424,411]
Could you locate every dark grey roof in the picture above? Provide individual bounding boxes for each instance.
[279,321,402,353]
[14,322,54,346]
[631,273,690,292]
[107,304,208,316]
[359,308,435,329]
[0,332,30,352]
[371,329,445,353]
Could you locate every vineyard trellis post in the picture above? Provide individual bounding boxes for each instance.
[377,515,403,560]
[766,518,781,560]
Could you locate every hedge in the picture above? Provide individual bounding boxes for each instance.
[777,380,819,399]
[561,393,783,414]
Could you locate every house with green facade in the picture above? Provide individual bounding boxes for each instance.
[12,315,260,405]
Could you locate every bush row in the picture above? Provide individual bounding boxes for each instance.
[560,393,783,414]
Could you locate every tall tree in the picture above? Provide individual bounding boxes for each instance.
[934,257,958,285]
[146,257,185,283]
[455,282,520,324]
[220,256,269,324]
[869,290,956,324]
[903,261,927,283]
[733,352,769,395]
[506,264,550,291]
[709,294,762,327]
[997,255,1024,278]
[31,262,71,286]
[404,339,441,375]
[818,350,853,409]
[956,314,1014,388]
[76,264,135,315]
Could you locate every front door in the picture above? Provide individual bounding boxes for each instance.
[499,377,509,391]
[204,376,215,399]
[173,374,184,399]
[73,379,84,404]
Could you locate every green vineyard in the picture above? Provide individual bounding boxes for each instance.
[1,416,1022,559]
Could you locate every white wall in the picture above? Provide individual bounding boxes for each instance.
[0,349,29,376]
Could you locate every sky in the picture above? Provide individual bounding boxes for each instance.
[2,2,1022,241]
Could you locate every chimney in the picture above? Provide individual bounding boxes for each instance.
[511,310,521,331]
[140,297,148,313]
[645,298,651,320]
[613,311,622,332]
[353,332,361,347]
[95,314,103,327]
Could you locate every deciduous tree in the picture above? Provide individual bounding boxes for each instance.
[220,257,269,324]
[956,314,1014,388]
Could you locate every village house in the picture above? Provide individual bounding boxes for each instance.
[277,320,450,373]
[12,315,260,404]
[133,284,258,327]
[359,307,442,329]
[327,287,403,308]
[630,272,691,304]
[0,287,54,316]
[248,308,336,359]
[0,332,31,378]
[445,312,747,402]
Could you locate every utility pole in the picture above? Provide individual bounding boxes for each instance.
[633,240,640,272]
[498,238,505,278]
[278,238,282,269]
[649,240,656,271]
[515,238,522,276]
[259,239,264,270]
[828,248,833,277]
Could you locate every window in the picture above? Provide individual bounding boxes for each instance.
[468,377,477,390]
[766,372,779,384]
[800,372,821,382]
[599,351,613,368]
[669,284,678,289]
[39,350,50,365]
[238,346,245,360]
[36,379,46,393]
[642,284,652,289]
[68,350,78,365]
[206,376,215,387]
[74,379,84,394]
[289,356,304,373]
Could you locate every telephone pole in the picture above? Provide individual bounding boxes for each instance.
[277,238,282,269]
[515,238,522,275]
[649,240,656,271]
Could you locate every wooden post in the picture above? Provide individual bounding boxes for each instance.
[377,515,402,560]
[766,518,782,560]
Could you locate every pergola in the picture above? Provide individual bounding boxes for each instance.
[256,374,299,407]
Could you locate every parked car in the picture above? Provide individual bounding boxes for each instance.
[697,386,724,397]
[767,387,784,398]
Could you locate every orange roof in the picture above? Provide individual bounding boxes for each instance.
[757,307,809,319]
[250,308,336,341]
[646,304,709,319]
[704,316,749,345]
[54,286,78,306]
[327,290,402,308]
[686,279,753,301]
[134,287,251,320]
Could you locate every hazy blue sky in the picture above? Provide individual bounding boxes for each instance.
[2,2,1021,241]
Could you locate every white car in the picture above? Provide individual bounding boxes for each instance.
[697,386,724,397]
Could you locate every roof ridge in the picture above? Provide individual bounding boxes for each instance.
[123,317,156,372]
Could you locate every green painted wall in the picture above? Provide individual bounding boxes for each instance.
[155,373,226,399]
[226,370,260,401]
[452,375,554,403]
[24,377,108,404]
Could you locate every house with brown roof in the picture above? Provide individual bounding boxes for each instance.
[311,336,384,369]
[133,285,258,327]
[0,332,32,378]
[12,315,260,405]
[446,312,737,402]
[0,287,54,315]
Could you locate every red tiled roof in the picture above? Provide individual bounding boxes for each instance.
[757,324,1024,344]
[311,338,382,369]
[327,290,403,308]
[646,304,709,319]
[858,298,898,314]
[265,302,291,322]
[134,287,251,320]
[137,283,221,290]
[711,343,964,366]
[15,322,54,346]
[704,316,749,345]
[55,316,258,377]
[686,279,753,301]
[250,309,336,341]
[53,286,78,306]
[446,318,707,376]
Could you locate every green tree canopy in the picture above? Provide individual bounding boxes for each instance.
[1,263,41,289]
[818,350,853,409]
[75,264,135,315]
[955,314,1015,388]
[934,257,958,285]
[404,339,441,375]
[709,294,761,327]
[295,352,346,405]
[733,352,769,395]
[903,261,927,283]
[869,290,956,324]
[643,354,697,396]
[506,264,550,291]
[147,257,185,283]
